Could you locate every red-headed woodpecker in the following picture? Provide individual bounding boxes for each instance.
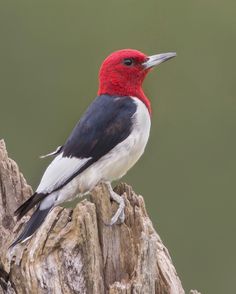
[11,49,176,247]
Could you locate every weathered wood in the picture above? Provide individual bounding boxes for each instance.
[0,139,200,294]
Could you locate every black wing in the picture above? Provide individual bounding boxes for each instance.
[14,95,137,221]
[63,95,136,158]
[40,94,137,194]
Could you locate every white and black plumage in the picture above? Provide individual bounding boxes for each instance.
[11,49,176,247]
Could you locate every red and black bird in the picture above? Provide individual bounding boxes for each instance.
[11,49,176,247]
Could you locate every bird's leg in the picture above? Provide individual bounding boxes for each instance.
[105,182,125,225]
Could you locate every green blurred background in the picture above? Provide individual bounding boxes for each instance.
[0,1,235,293]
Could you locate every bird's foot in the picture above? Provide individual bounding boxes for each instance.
[105,182,125,226]
[109,194,125,225]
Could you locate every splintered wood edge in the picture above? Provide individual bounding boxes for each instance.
[0,139,201,294]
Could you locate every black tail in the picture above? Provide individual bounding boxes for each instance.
[14,192,47,220]
[10,206,52,248]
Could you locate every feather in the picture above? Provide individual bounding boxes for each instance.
[36,95,137,194]
[40,145,63,159]
[10,205,52,248]
[14,192,47,220]
[36,154,92,194]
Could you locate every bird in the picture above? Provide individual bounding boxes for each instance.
[11,49,176,247]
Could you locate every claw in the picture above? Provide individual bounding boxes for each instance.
[104,182,126,226]
[109,195,125,225]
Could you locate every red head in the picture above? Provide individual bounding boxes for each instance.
[98,49,176,113]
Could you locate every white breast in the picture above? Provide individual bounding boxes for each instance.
[75,97,151,189]
[52,97,151,206]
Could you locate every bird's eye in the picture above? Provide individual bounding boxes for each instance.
[123,58,134,66]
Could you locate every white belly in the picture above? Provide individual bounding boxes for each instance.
[54,97,151,205]
[97,97,151,181]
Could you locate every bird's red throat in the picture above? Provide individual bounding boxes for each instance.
[98,73,151,114]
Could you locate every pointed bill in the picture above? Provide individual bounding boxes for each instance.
[142,52,177,69]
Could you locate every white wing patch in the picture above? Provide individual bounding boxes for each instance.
[36,153,91,194]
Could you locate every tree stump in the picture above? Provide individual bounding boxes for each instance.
[0,139,200,294]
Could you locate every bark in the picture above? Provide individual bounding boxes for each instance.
[0,139,200,294]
